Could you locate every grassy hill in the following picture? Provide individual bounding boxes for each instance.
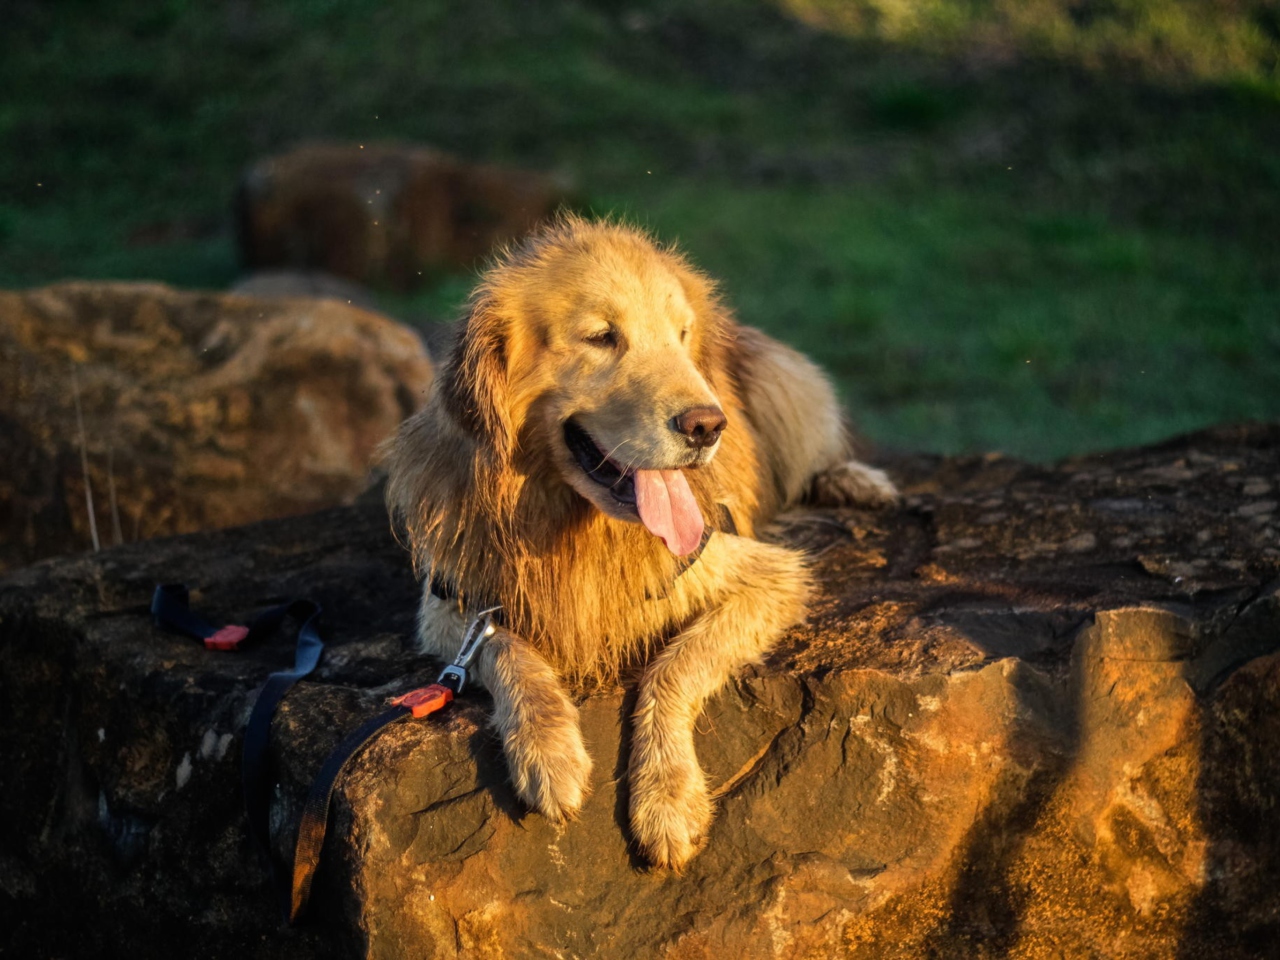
[3,0,1278,458]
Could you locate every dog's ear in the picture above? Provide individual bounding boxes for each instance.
[441,294,514,461]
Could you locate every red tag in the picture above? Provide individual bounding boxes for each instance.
[204,624,250,651]
[390,683,454,719]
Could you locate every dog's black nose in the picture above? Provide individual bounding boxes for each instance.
[673,406,727,448]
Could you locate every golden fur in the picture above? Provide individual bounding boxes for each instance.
[385,216,897,868]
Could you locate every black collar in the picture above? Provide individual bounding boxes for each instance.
[673,502,736,575]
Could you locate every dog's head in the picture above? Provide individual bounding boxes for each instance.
[442,217,733,555]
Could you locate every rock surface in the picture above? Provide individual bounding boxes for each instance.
[229,270,379,309]
[237,142,569,288]
[2,424,1279,958]
[0,282,433,572]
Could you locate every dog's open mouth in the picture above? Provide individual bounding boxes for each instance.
[563,419,705,556]
[564,418,637,505]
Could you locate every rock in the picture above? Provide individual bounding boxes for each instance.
[2,423,1279,958]
[236,142,570,289]
[0,282,433,573]
[229,270,379,310]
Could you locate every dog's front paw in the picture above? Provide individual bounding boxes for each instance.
[810,460,900,508]
[629,753,712,871]
[501,692,593,822]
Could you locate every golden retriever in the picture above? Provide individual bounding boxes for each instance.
[385,216,897,869]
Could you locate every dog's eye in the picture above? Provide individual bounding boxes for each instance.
[584,328,618,348]
[680,327,690,344]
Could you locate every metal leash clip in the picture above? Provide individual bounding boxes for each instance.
[389,605,501,717]
[437,605,501,694]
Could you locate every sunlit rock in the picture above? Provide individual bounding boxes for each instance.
[236,142,569,288]
[0,281,433,571]
[1,424,1278,957]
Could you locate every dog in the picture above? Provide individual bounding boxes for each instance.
[384,216,897,869]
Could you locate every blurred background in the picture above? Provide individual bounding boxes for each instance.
[3,0,1278,461]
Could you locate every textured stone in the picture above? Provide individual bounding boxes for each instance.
[236,142,570,289]
[229,270,379,309]
[1,424,1279,958]
[0,282,433,572]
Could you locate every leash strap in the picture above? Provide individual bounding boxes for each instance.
[238,602,324,920]
[286,688,453,922]
[152,584,324,921]
[150,583,256,650]
[150,585,485,926]
[287,609,498,922]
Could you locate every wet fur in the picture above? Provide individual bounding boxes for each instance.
[385,216,897,867]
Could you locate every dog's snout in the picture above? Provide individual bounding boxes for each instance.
[672,406,727,448]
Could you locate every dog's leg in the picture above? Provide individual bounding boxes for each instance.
[731,325,898,509]
[629,538,809,869]
[417,586,593,821]
[474,629,594,821]
[415,589,467,659]
[807,459,899,509]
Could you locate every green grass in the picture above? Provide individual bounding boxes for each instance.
[647,184,1280,456]
[784,0,1280,82]
[3,0,1278,459]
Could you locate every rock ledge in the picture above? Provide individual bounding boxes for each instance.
[2,424,1278,958]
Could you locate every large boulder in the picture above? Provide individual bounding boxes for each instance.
[1,424,1278,958]
[229,269,379,309]
[0,282,433,572]
[236,143,570,289]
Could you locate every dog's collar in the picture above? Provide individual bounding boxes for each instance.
[429,573,496,612]
[431,503,738,609]
[673,502,737,576]
[429,572,461,603]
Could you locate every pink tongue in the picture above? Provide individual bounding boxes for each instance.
[633,469,705,556]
